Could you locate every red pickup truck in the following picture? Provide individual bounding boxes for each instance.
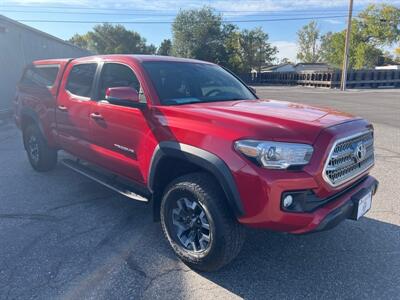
[14,55,378,271]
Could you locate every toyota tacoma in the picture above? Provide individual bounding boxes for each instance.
[14,55,378,271]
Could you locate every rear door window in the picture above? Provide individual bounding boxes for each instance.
[66,63,97,98]
[21,65,59,88]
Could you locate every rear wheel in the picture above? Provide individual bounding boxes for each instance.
[23,125,57,172]
[160,172,246,272]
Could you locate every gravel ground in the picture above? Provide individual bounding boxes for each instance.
[0,87,399,299]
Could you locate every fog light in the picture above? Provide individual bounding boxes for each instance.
[283,195,293,208]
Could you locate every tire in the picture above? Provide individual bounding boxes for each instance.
[23,124,58,172]
[160,172,246,272]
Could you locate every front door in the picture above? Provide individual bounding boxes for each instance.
[56,62,98,160]
[90,62,150,183]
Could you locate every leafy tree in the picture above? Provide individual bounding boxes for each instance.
[220,24,245,73]
[172,7,276,73]
[320,23,383,69]
[279,58,292,64]
[157,39,172,56]
[395,48,400,63]
[320,4,400,69]
[296,21,321,63]
[69,23,156,54]
[172,7,225,62]
[379,51,399,65]
[396,48,400,57]
[69,33,89,49]
[240,27,277,73]
[358,4,400,46]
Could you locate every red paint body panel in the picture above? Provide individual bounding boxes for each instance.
[15,55,377,234]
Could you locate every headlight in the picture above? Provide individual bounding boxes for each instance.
[234,140,313,169]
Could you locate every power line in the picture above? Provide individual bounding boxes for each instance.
[14,15,348,24]
[0,4,361,14]
[0,8,360,17]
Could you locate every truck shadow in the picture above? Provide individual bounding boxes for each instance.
[200,217,400,298]
[1,127,398,298]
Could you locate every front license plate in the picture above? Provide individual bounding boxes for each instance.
[356,191,372,220]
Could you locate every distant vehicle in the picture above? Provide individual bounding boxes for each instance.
[14,55,378,271]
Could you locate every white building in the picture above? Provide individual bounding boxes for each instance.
[294,63,331,72]
[375,65,400,70]
[261,63,295,73]
[261,63,332,73]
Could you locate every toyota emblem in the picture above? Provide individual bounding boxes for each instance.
[353,142,367,162]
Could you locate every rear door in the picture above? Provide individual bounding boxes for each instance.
[89,62,151,183]
[16,64,60,145]
[56,62,98,160]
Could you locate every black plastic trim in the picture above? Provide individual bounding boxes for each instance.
[307,178,379,233]
[281,175,370,213]
[312,198,354,232]
[20,108,44,135]
[148,141,245,217]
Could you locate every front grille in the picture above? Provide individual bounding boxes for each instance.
[323,130,374,187]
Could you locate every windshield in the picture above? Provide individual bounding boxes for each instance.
[142,61,256,105]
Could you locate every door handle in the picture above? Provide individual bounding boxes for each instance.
[58,105,68,112]
[90,112,104,120]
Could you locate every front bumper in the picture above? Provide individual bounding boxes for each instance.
[310,177,378,233]
[238,174,378,234]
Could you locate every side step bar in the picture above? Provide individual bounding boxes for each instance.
[61,159,149,202]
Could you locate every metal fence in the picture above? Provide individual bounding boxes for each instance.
[241,69,400,89]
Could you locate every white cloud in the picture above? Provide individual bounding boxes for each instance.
[5,0,400,13]
[323,19,344,25]
[272,41,298,63]
[5,0,91,5]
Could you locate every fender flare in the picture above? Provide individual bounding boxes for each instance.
[148,141,245,217]
[20,108,47,150]
[20,108,45,136]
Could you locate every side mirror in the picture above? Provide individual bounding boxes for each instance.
[105,87,144,108]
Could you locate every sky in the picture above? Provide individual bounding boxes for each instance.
[1,0,399,62]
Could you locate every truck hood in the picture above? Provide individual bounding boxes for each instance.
[158,99,361,144]
[199,99,356,124]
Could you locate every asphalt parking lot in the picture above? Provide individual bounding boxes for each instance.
[0,87,399,299]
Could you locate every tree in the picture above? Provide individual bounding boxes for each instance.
[69,23,156,54]
[69,33,89,49]
[171,7,276,73]
[320,23,383,69]
[220,24,245,73]
[279,58,292,64]
[240,27,277,73]
[157,39,172,56]
[395,48,400,63]
[296,21,321,63]
[172,7,225,62]
[320,4,400,69]
[358,4,400,46]
[396,48,400,57]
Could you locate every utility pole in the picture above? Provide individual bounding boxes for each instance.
[340,0,354,91]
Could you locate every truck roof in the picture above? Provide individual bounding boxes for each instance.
[32,58,72,65]
[32,55,212,66]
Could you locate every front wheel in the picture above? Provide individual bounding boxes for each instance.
[160,172,246,272]
[23,125,58,172]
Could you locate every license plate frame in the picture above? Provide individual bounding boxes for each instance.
[352,190,372,220]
